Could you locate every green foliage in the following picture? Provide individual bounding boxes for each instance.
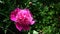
[0,0,60,34]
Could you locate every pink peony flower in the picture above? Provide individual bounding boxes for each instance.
[10,8,35,31]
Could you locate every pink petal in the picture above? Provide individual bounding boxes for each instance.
[25,9,33,16]
[30,21,35,25]
[15,23,23,31]
[10,8,20,22]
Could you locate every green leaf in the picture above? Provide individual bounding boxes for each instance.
[32,0,37,2]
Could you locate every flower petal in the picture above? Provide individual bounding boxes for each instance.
[10,8,20,22]
[30,21,35,25]
[15,23,23,31]
[24,9,35,25]
[25,9,33,16]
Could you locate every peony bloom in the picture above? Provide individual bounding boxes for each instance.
[10,8,35,31]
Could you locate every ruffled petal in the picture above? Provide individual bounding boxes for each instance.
[10,8,20,22]
[15,23,23,31]
[24,9,35,25]
[30,21,35,25]
[24,9,33,16]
